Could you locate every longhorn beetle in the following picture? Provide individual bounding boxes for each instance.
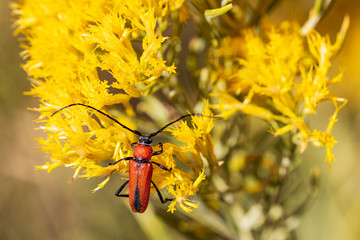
[52,103,215,213]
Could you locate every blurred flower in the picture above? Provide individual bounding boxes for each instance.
[212,19,348,169]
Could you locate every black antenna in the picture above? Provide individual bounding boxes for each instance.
[149,113,211,138]
[51,103,143,136]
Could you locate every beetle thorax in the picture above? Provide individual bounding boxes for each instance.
[133,144,153,160]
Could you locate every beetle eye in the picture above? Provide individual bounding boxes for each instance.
[145,137,152,144]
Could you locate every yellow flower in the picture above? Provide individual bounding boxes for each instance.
[158,103,216,212]
[212,19,349,168]
[11,0,178,115]
[166,168,206,213]
[167,101,217,172]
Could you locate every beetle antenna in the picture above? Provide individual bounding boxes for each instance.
[149,113,216,138]
[51,103,143,136]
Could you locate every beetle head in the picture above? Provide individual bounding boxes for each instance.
[139,135,152,145]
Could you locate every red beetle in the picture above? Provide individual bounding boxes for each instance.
[52,103,212,213]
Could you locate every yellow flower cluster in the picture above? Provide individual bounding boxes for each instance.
[12,0,216,213]
[212,20,348,169]
[11,0,177,112]
[164,103,216,212]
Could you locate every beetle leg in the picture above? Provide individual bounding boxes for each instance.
[109,157,133,166]
[151,161,172,172]
[151,180,174,203]
[152,142,163,156]
[115,180,129,198]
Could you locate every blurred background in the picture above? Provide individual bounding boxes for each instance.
[1,0,359,239]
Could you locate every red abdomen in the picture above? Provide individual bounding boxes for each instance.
[128,160,153,213]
